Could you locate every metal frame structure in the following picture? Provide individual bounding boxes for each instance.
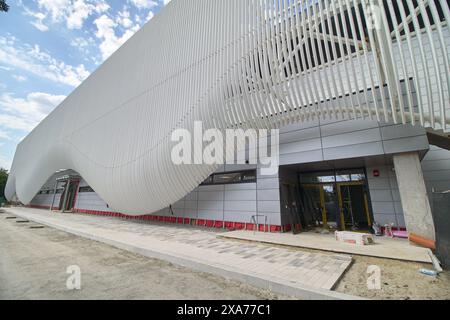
[6,0,450,215]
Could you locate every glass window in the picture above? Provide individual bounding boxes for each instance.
[351,174,366,182]
[318,175,336,183]
[201,170,257,186]
[214,172,242,184]
[300,169,366,184]
[300,171,335,184]
[79,186,95,193]
[242,171,257,183]
[335,174,351,182]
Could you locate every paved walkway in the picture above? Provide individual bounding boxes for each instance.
[220,231,432,263]
[5,207,357,299]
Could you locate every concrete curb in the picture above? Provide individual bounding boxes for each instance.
[8,209,366,300]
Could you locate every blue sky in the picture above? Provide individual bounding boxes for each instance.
[0,0,170,170]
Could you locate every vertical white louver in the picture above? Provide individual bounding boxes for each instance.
[5,0,450,215]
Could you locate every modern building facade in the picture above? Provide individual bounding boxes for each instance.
[26,121,450,234]
[6,0,450,247]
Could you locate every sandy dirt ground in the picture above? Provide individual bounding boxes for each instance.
[0,214,290,300]
[336,255,450,300]
[221,235,450,300]
[1,210,449,300]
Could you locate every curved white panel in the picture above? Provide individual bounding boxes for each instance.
[6,0,450,215]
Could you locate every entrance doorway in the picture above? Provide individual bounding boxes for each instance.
[300,183,340,230]
[299,170,372,231]
[281,168,374,232]
[338,182,372,231]
[281,183,302,234]
[58,180,79,212]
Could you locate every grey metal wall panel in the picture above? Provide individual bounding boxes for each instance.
[257,201,281,214]
[280,139,323,155]
[382,135,430,154]
[257,190,280,202]
[224,201,257,212]
[197,201,223,212]
[256,178,280,190]
[280,121,320,134]
[280,150,324,166]
[280,128,321,144]
[224,190,257,202]
[225,183,257,191]
[323,142,385,160]
[381,124,427,140]
[198,191,224,202]
[321,119,380,137]
[366,163,405,228]
[322,128,382,149]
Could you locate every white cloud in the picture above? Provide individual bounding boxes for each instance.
[70,36,94,57]
[94,15,140,61]
[25,10,49,32]
[12,75,27,82]
[27,0,110,30]
[66,0,94,29]
[0,130,11,140]
[117,7,133,28]
[36,0,71,21]
[0,91,66,170]
[70,37,90,48]
[0,92,66,132]
[0,35,90,87]
[129,0,157,10]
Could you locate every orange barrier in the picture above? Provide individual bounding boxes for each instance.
[409,233,436,250]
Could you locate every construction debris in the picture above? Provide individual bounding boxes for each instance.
[428,250,444,274]
[419,269,438,277]
[335,231,375,246]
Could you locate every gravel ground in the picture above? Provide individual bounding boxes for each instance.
[0,214,290,300]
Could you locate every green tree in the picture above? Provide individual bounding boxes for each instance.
[0,0,9,12]
[0,168,8,204]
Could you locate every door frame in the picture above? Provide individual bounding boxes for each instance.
[281,182,302,234]
[58,179,80,212]
[301,183,332,229]
[336,181,373,231]
[296,168,374,231]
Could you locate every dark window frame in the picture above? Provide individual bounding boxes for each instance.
[201,170,257,186]
[79,186,95,193]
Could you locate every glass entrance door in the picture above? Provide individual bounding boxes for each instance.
[337,182,372,231]
[281,183,302,234]
[298,169,373,232]
[58,180,79,212]
[300,184,339,230]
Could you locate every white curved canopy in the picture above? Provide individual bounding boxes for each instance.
[6,0,450,215]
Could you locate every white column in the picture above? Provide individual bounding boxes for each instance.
[393,152,436,242]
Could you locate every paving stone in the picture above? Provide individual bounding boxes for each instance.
[10,208,353,291]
